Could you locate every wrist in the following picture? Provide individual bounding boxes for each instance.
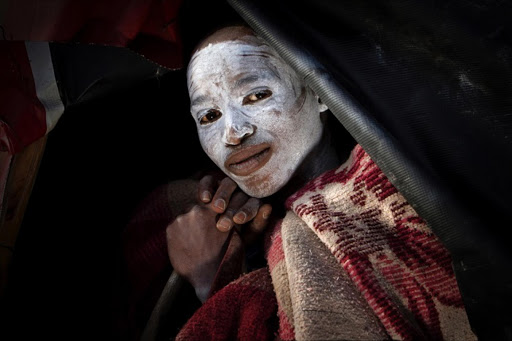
[193,284,211,303]
[187,263,219,302]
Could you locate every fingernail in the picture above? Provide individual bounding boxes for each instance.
[263,209,271,219]
[217,217,232,231]
[201,191,211,202]
[214,199,226,211]
[234,212,247,224]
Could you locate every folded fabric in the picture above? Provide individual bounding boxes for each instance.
[176,145,476,341]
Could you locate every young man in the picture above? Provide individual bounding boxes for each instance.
[168,24,339,302]
[125,26,477,340]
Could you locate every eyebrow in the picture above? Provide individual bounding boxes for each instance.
[234,74,262,89]
[234,67,281,89]
[238,50,273,58]
[190,95,208,108]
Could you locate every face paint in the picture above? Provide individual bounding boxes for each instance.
[187,39,324,198]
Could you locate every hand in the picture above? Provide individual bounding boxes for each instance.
[197,174,272,243]
[166,175,272,302]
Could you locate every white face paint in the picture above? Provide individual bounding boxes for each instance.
[187,39,325,198]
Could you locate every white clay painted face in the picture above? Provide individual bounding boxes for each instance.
[187,39,325,198]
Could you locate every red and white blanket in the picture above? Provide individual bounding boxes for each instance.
[176,145,476,341]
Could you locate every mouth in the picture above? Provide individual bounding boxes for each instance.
[225,144,272,177]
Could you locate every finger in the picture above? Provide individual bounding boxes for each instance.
[216,191,248,232]
[198,175,216,203]
[233,197,261,224]
[242,204,272,245]
[210,177,238,214]
[247,204,272,235]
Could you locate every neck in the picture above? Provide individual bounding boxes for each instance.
[270,129,340,212]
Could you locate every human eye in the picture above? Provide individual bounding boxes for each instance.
[199,109,222,125]
[242,89,272,105]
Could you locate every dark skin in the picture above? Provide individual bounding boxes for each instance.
[166,27,343,303]
[166,122,340,303]
[166,174,272,302]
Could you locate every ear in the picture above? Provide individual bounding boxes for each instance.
[316,94,329,113]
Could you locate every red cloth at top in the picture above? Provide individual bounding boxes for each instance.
[2,0,184,69]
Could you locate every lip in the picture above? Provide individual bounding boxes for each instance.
[224,143,272,176]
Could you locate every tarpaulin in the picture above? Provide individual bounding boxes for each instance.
[226,0,512,339]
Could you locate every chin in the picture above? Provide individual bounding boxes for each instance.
[237,175,286,199]
[239,186,275,199]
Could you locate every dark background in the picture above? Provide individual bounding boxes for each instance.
[0,3,253,339]
[2,69,212,340]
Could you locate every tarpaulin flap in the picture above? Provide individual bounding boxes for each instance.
[0,41,170,154]
[228,0,512,339]
[50,43,170,107]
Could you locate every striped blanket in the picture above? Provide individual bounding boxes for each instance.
[175,145,476,340]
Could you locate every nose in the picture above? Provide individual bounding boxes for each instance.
[222,111,255,146]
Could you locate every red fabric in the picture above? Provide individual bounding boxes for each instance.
[2,0,184,69]
[175,268,278,341]
[0,41,46,153]
[287,145,469,340]
[174,145,472,340]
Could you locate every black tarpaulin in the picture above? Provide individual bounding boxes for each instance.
[227,0,512,339]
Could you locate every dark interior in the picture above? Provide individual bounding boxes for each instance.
[2,69,213,339]
[1,60,356,340]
